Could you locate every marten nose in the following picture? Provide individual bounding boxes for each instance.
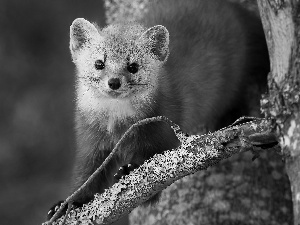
[108,78,121,90]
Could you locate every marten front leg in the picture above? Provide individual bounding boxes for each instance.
[47,149,121,220]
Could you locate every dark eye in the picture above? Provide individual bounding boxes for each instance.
[127,62,139,74]
[95,59,105,70]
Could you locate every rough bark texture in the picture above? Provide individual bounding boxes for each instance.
[102,0,293,225]
[103,0,260,24]
[44,118,279,225]
[257,0,300,224]
[103,0,151,24]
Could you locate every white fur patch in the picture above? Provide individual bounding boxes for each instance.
[76,81,139,132]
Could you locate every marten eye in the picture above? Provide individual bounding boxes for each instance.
[127,62,139,74]
[95,59,105,70]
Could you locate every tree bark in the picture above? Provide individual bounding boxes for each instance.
[257,0,300,224]
[43,117,279,225]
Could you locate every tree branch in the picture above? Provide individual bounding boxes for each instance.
[43,117,278,225]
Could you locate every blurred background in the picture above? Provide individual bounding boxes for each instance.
[0,0,106,224]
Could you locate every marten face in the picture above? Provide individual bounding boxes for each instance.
[70,18,169,131]
[80,39,156,100]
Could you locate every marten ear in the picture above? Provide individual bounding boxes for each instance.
[139,25,169,62]
[70,18,99,59]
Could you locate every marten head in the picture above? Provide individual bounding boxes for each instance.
[70,18,169,131]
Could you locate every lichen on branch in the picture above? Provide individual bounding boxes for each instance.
[44,116,277,225]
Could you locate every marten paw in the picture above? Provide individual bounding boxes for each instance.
[114,163,139,181]
[47,200,66,220]
[47,200,83,220]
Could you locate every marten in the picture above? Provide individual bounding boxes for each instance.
[47,0,269,219]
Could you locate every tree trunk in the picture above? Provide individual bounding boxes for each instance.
[257,0,300,224]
